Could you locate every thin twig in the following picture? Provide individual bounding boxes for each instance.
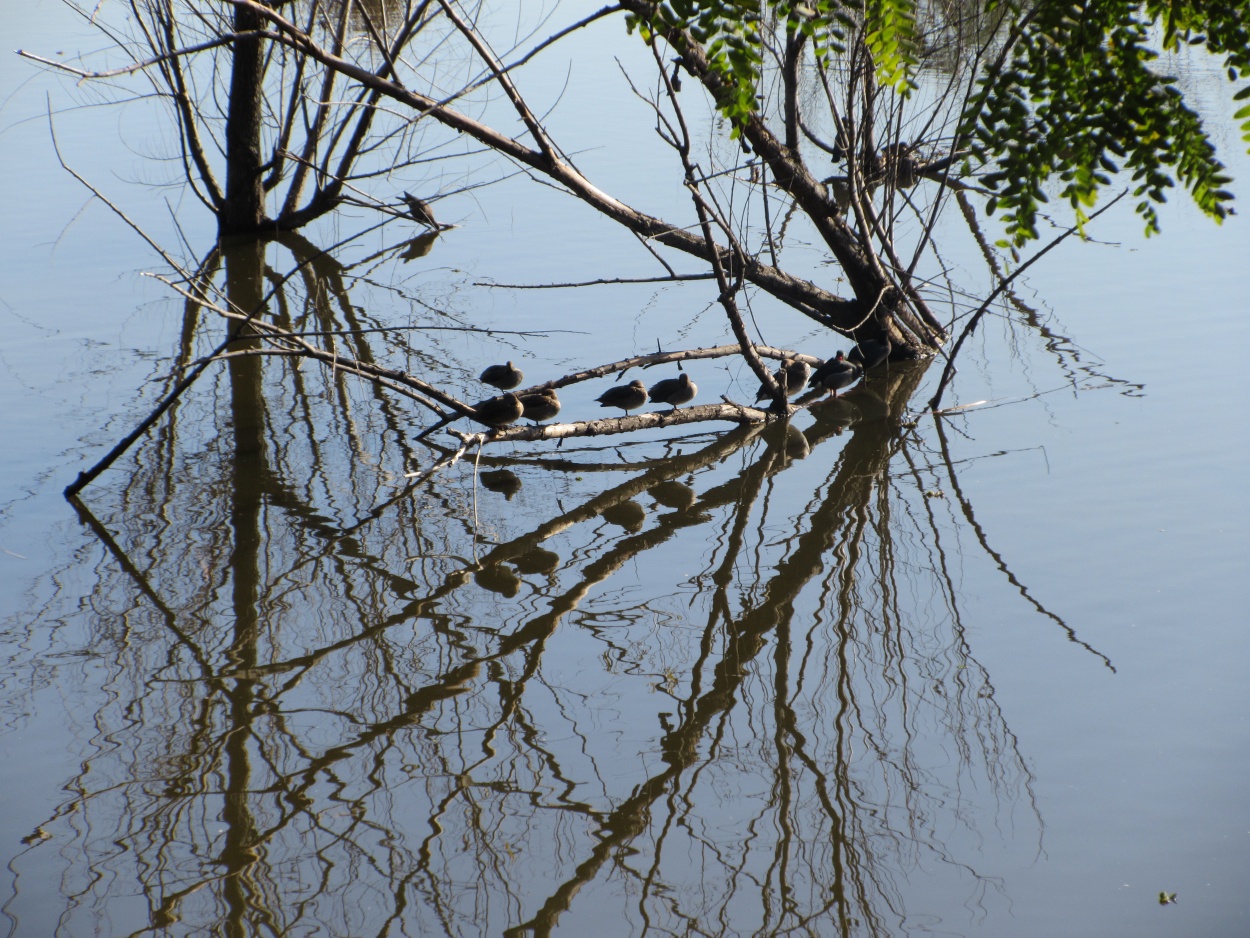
[474,273,716,289]
[927,192,1127,412]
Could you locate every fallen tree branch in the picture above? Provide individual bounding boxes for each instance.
[448,399,773,446]
[214,0,862,329]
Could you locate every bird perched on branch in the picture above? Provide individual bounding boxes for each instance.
[811,351,861,397]
[479,361,524,390]
[596,379,649,415]
[401,192,441,229]
[472,393,524,429]
[518,388,561,425]
[648,372,697,412]
[847,337,891,370]
[755,359,811,402]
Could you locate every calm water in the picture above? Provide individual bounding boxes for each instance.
[3,3,1249,936]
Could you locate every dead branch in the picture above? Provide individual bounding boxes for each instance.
[474,273,716,289]
[215,0,861,329]
[448,399,772,447]
[16,35,250,80]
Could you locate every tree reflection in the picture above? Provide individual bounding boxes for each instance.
[8,230,1120,938]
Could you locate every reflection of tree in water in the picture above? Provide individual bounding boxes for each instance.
[8,237,1118,937]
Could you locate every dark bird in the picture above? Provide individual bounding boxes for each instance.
[879,142,919,188]
[811,351,861,397]
[518,388,561,425]
[847,337,891,370]
[755,359,812,402]
[596,379,649,415]
[472,393,524,429]
[479,361,524,390]
[648,372,697,411]
[401,192,440,229]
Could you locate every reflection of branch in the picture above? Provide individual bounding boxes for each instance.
[202,432,770,867]
[509,371,929,935]
[932,420,1116,672]
[214,426,763,688]
[953,191,1144,398]
[928,191,1126,411]
[66,496,216,677]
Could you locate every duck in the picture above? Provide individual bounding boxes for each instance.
[648,372,697,411]
[755,359,811,402]
[472,392,524,429]
[595,379,649,414]
[479,361,524,390]
[518,387,561,424]
[810,351,861,397]
[847,337,891,370]
[401,192,441,229]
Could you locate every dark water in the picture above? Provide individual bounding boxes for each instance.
[3,4,1249,936]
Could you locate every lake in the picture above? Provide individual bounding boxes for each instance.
[2,2,1248,936]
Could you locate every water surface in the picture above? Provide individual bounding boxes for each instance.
[2,3,1249,936]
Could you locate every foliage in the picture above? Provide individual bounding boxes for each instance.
[626,0,919,131]
[627,0,1246,245]
[967,0,1247,245]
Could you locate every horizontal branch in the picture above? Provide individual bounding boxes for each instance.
[17,33,251,80]
[522,343,821,394]
[449,398,773,445]
[474,273,716,289]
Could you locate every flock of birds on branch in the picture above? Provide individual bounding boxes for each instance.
[469,338,892,431]
[397,192,894,433]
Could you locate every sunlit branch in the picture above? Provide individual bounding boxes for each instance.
[16,33,251,80]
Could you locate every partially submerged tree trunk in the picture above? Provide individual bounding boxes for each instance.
[38,0,962,351]
[44,0,1066,480]
[220,1,267,235]
[32,0,1244,389]
[637,8,947,359]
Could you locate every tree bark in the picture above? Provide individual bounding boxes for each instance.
[221,0,267,235]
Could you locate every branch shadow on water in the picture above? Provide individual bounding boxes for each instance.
[11,234,1114,938]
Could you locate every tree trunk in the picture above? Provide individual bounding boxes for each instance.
[221,1,267,235]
